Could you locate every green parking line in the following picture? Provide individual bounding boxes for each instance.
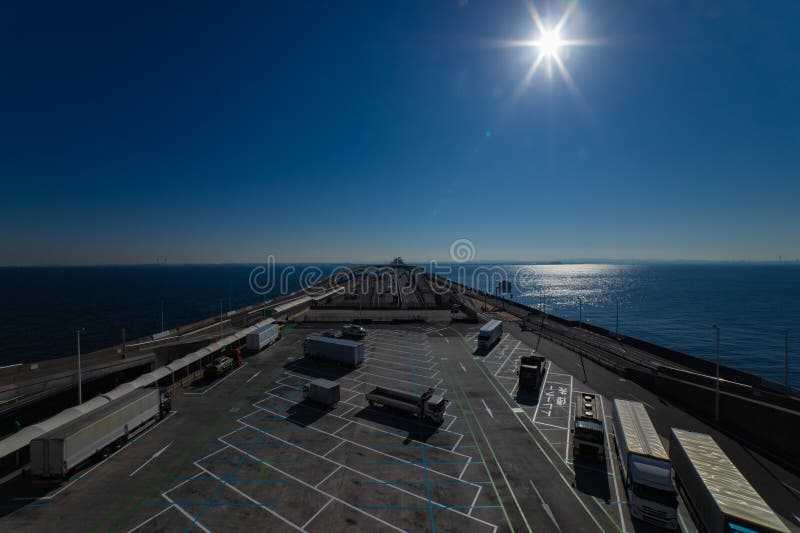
[446,357,532,532]
[442,362,515,532]
[92,361,289,532]
[461,333,617,532]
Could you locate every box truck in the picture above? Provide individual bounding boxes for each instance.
[304,335,364,368]
[517,355,547,391]
[670,429,788,533]
[302,378,340,406]
[246,323,280,351]
[366,386,448,425]
[612,399,677,529]
[30,388,164,478]
[477,319,503,351]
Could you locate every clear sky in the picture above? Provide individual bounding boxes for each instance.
[1,1,798,265]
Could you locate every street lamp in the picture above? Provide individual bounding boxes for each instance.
[577,297,583,329]
[615,300,620,339]
[76,328,85,405]
[712,324,720,422]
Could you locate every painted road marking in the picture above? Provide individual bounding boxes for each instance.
[129,441,173,477]
[511,408,524,414]
[481,399,494,419]
[246,370,262,384]
[530,479,561,531]
[459,362,467,373]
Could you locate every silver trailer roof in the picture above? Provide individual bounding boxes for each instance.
[614,399,668,460]
[480,319,502,333]
[35,388,158,441]
[671,429,788,533]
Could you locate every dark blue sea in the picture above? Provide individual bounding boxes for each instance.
[0,263,798,387]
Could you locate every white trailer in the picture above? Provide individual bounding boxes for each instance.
[612,399,677,529]
[477,319,502,350]
[246,323,280,351]
[366,386,448,425]
[669,429,789,533]
[30,388,162,478]
[303,335,364,368]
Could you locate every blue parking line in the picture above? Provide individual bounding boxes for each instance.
[168,476,288,483]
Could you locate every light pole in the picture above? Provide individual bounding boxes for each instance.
[76,328,85,405]
[160,300,165,332]
[712,324,720,422]
[615,300,620,339]
[577,297,583,329]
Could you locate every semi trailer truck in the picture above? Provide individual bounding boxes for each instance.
[30,388,167,479]
[669,429,789,533]
[477,319,503,351]
[246,323,280,351]
[612,399,677,529]
[366,386,448,425]
[304,335,364,368]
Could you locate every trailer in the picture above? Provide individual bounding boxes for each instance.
[30,388,163,478]
[365,386,448,425]
[612,399,677,529]
[669,429,789,533]
[517,355,547,391]
[477,319,503,351]
[303,378,340,406]
[572,393,605,462]
[303,335,364,368]
[246,323,280,351]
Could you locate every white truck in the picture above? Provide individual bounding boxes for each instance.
[366,386,448,425]
[302,378,340,406]
[477,319,503,351]
[612,399,678,530]
[30,388,164,478]
[304,335,364,368]
[670,429,789,533]
[246,323,280,351]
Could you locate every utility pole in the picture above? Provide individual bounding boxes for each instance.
[713,324,720,422]
[76,329,84,405]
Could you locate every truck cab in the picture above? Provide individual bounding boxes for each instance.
[341,324,367,339]
[572,393,605,462]
[205,355,233,379]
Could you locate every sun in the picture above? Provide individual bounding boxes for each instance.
[538,29,563,57]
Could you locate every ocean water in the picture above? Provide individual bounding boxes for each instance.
[440,263,800,386]
[0,263,798,386]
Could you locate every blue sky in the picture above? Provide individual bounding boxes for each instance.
[1,1,798,265]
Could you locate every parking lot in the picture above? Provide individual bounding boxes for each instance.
[0,321,731,533]
[126,327,501,532]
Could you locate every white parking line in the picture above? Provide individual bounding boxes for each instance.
[184,362,249,396]
[163,491,211,533]
[126,503,175,532]
[599,396,626,532]
[565,376,574,462]
[194,462,303,531]
[245,370,262,384]
[129,441,173,477]
[495,341,521,377]
[301,498,335,529]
